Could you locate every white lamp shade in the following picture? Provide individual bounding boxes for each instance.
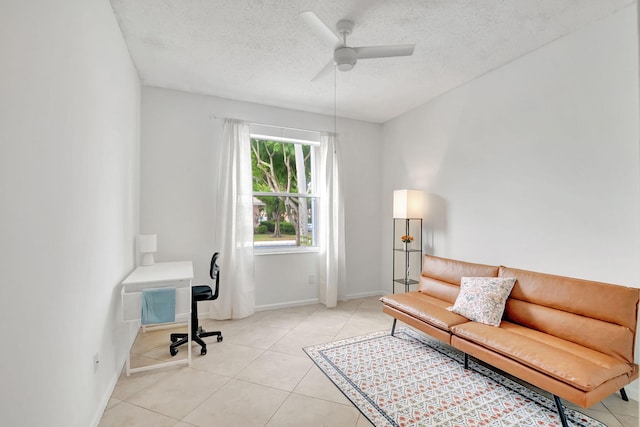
[137,234,157,266]
[393,189,424,219]
[137,234,157,253]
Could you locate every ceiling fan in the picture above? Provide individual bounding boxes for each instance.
[301,10,415,81]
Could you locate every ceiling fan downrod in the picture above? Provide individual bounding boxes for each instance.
[334,20,355,71]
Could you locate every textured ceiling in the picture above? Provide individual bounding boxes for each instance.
[110,0,632,123]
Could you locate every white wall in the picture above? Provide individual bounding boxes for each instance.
[140,87,383,308]
[0,1,140,426]
[382,5,639,398]
[382,5,639,284]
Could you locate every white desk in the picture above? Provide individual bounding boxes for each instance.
[121,261,193,375]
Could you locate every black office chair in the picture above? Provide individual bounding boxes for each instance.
[170,252,223,356]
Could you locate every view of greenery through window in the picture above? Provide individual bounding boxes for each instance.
[251,137,317,247]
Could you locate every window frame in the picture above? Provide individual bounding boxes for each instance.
[250,132,320,254]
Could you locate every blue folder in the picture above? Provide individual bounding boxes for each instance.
[141,287,176,325]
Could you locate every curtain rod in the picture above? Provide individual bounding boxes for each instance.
[208,114,335,136]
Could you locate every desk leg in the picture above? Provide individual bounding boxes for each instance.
[187,282,192,366]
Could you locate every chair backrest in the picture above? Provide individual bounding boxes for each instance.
[210,252,220,280]
[209,252,220,300]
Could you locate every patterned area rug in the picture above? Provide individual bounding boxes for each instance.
[304,329,605,427]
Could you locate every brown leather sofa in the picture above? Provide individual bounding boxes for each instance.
[381,255,639,426]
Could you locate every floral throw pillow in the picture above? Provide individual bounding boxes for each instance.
[447,277,516,326]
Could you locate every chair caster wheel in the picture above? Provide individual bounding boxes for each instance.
[170,347,178,357]
[217,336,223,342]
[201,347,207,355]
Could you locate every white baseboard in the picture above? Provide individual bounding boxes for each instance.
[197,299,321,317]
[255,298,321,312]
[140,317,189,333]
[198,293,385,317]
[626,380,638,402]
[256,298,320,311]
[90,370,120,427]
[91,325,138,427]
[339,290,385,300]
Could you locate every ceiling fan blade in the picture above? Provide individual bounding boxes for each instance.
[300,10,341,46]
[311,58,335,82]
[353,45,415,60]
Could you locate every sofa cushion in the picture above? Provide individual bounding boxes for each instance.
[419,255,499,303]
[448,277,516,326]
[380,292,470,331]
[451,321,633,392]
[500,266,640,364]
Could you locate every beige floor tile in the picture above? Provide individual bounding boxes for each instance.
[104,397,121,411]
[355,413,375,427]
[601,393,639,417]
[142,341,191,362]
[283,302,324,313]
[357,296,385,309]
[266,393,360,427]
[565,399,607,412]
[100,297,638,427]
[328,299,363,314]
[218,310,272,326]
[335,316,390,339]
[224,324,290,349]
[349,307,390,322]
[195,311,272,338]
[98,401,177,427]
[111,365,176,400]
[126,367,229,419]
[131,324,186,355]
[260,308,314,329]
[130,350,187,369]
[198,317,252,336]
[293,310,352,336]
[236,350,313,391]
[293,365,350,405]
[127,320,190,360]
[190,342,265,377]
[270,330,334,356]
[318,303,361,316]
[575,407,625,426]
[615,414,640,427]
[128,350,190,371]
[182,379,288,427]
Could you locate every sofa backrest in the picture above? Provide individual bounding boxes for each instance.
[419,255,499,304]
[500,266,640,365]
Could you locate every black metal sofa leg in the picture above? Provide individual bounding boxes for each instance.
[464,353,469,369]
[390,319,397,336]
[553,395,569,427]
[620,387,629,401]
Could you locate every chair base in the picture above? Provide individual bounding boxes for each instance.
[170,281,222,356]
[170,327,222,356]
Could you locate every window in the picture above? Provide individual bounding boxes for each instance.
[250,127,319,249]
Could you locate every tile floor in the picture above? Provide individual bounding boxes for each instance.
[99,296,639,427]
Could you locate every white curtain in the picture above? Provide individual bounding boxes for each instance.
[210,119,255,319]
[316,133,346,308]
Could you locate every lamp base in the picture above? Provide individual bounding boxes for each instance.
[141,253,155,266]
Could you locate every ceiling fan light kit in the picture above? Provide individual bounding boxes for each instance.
[334,47,356,71]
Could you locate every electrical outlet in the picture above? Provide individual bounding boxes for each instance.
[308,275,316,285]
[93,352,100,373]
